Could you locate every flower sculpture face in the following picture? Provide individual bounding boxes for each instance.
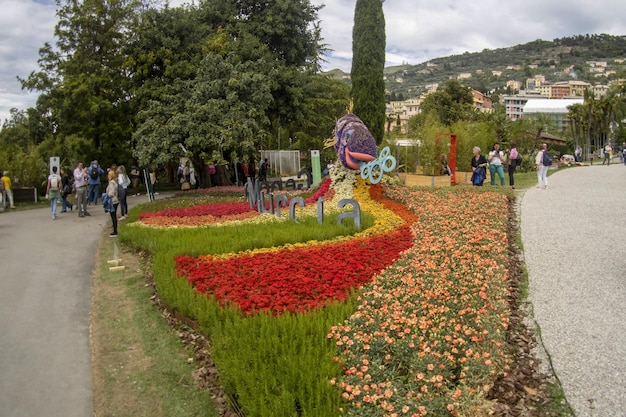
[334,114,377,170]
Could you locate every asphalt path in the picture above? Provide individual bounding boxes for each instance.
[521,163,626,417]
[0,193,161,417]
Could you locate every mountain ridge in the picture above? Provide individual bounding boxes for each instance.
[325,33,626,97]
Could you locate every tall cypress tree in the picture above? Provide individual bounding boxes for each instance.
[351,0,386,144]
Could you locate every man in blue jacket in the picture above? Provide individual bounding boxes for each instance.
[87,160,105,205]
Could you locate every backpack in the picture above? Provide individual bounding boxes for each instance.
[49,174,60,190]
[542,151,552,167]
[90,166,99,180]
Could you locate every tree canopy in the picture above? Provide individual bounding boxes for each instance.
[351,0,386,144]
[3,0,328,188]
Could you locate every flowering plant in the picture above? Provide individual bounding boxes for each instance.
[329,185,512,416]
[175,224,414,315]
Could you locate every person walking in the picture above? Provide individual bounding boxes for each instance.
[535,143,550,190]
[73,162,89,217]
[116,165,130,220]
[470,146,488,186]
[621,142,626,166]
[60,167,74,213]
[1,170,15,209]
[87,160,105,204]
[507,142,519,189]
[487,142,506,186]
[105,169,119,237]
[46,166,62,220]
[602,143,612,165]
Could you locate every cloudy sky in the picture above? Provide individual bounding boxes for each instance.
[1,0,626,125]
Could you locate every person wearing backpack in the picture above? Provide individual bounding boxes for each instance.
[535,143,551,190]
[87,160,105,205]
[46,166,62,219]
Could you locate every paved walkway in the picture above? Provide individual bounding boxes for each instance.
[0,193,163,417]
[521,164,626,417]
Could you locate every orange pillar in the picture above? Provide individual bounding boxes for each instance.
[450,134,457,186]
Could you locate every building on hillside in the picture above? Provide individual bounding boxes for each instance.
[550,83,571,99]
[506,80,522,91]
[386,98,421,134]
[458,73,472,80]
[472,90,493,112]
[503,93,546,120]
[592,84,610,97]
[492,70,503,77]
[522,98,584,134]
[568,81,591,96]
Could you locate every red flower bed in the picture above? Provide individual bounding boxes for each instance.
[305,178,332,204]
[139,201,253,219]
[175,225,414,315]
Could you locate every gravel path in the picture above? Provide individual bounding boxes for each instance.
[520,163,626,417]
[0,192,170,417]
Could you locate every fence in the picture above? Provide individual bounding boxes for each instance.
[259,150,301,177]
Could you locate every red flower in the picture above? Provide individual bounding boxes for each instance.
[139,201,253,220]
[175,225,414,315]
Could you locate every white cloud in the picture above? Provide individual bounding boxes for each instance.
[2,0,626,125]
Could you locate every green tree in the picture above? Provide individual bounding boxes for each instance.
[351,0,386,144]
[419,79,475,126]
[133,33,274,186]
[20,0,144,166]
[291,74,351,163]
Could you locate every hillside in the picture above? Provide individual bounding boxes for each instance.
[326,34,626,97]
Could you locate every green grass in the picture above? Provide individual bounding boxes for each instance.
[121,209,375,257]
[92,235,218,417]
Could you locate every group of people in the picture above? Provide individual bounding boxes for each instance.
[235,158,270,185]
[46,161,141,237]
[470,142,522,188]
[471,142,559,190]
[602,142,626,166]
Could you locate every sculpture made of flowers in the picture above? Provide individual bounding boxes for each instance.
[330,114,396,184]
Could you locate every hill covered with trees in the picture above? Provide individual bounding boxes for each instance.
[329,34,626,98]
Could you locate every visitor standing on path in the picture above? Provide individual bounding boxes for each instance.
[73,162,89,217]
[602,143,612,165]
[105,169,119,237]
[60,167,74,213]
[46,166,62,220]
[506,142,519,189]
[535,143,550,189]
[87,160,105,204]
[116,165,130,220]
[487,142,506,186]
[1,170,15,209]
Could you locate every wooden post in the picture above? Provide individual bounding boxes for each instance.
[450,134,457,186]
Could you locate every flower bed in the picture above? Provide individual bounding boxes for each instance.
[328,186,511,416]
[139,201,253,219]
[123,173,517,417]
[175,225,414,315]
